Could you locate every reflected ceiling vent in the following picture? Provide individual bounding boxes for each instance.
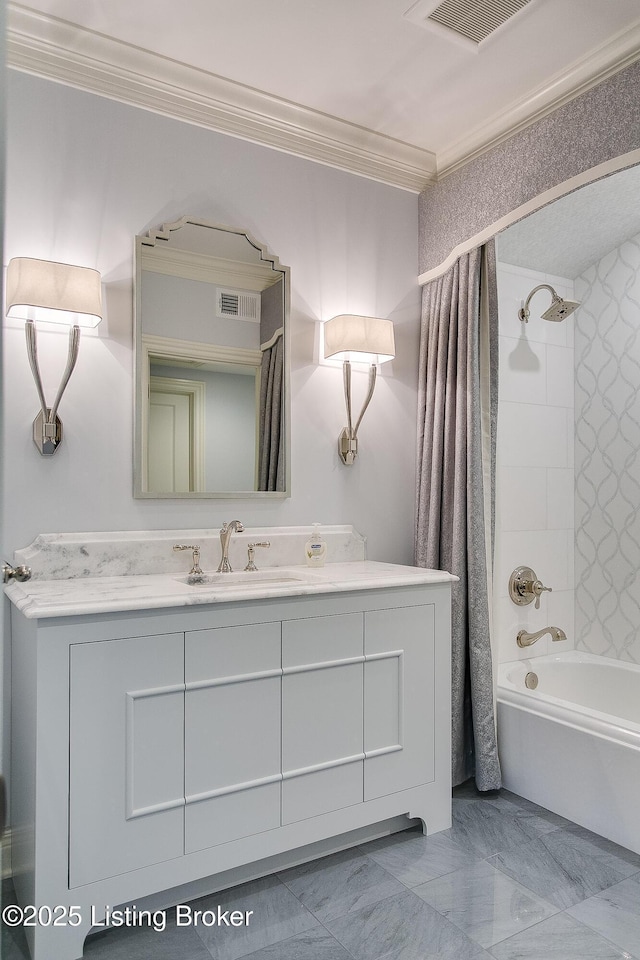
[216,289,261,322]
[404,0,532,47]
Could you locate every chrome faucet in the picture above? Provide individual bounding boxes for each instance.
[517,625,566,648]
[217,520,244,573]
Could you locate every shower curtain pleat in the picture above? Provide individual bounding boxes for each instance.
[416,241,501,791]
[258,333,284,492]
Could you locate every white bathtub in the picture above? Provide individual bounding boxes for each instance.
[497,650,640,854]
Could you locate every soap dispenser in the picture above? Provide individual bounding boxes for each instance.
[305,523,327,567]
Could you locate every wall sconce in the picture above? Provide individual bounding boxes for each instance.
[5,257,102,455]
[323,314,395,465]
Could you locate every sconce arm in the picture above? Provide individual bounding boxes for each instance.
[343,360,354,439]
[25,320,81,425]
[49,325,81,424]
[352,364,377,437]
[25,320,49,423]
[339,361,379,465]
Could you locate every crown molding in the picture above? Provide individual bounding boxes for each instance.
[143,334,262,369]
[6,4,640,192]
[6,4,436,193]
[436,20,640,178]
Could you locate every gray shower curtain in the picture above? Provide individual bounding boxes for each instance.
[416,242,501,791]
[258,333,284,491]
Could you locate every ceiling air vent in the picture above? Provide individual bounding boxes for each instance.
[216,289,261,322]
[404,0,532,45]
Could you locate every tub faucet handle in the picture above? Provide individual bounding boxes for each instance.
[531,579,552,609]
[509,566,552,609]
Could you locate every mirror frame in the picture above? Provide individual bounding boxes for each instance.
[133,216,291,499]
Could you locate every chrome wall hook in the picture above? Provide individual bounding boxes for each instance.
[3,562,32,584]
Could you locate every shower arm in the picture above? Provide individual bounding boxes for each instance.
[518,284,558,323]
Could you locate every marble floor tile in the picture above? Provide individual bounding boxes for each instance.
[453,779,485,799]
[488,911,638,959]
[327,889,492,960]
[278,847,406,921]
[237,925,353,960]
[568,823,640,869]
[83,913,212,960]
[413,859,558,947]
[567,873,640,956]
[499,790,570,829]
[2,926,29,960]
[2,881,31,960]
[360,828,482,887]
[191,875,318,960]
[489,824,640,909]
[446,794,560,859]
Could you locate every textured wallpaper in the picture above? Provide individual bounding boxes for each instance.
[419,60,640,276]
[574,231,640,661]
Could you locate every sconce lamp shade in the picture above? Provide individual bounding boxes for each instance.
[323,314,395,365]
[6,258,102,328]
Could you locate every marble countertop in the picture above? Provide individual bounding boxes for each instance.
[5,561,456,620]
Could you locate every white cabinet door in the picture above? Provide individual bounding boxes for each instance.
[281,613,363,824]
[364,604,435,800]
[69,633,185,887]
[184,622,281,853]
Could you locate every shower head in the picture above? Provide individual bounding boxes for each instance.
[540,296,580,323]
[518,284,580,323]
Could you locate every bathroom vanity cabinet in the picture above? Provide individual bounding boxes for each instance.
[10,575,452,960]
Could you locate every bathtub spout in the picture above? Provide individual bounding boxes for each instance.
[517,626,567,648]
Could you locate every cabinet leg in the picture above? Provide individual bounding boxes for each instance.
[30,917,90,960]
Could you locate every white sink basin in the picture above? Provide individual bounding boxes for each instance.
[178,568,319,588]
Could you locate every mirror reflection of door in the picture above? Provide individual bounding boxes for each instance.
[148,362,259,492]
[148,376,205,493]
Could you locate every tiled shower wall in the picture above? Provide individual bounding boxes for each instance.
[574,231,640,662]
[494,262,575,664]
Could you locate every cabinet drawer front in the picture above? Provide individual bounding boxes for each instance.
[185,676,281,798]
[364,604,435,800]
[283,663,363,772]
[281,613,364,824]
[282,612,362,667]
[282,761,363,825]
[185,622,282,851]
[69,633,184,888]
[186,622,281,682]
[185,783,281,854]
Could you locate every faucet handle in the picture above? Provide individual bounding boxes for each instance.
[509,566,552,609]
[531,579,552,609]
[173,544,203,576]
[244,541,270,572]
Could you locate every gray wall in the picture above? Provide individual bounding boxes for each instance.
[419,60,640,276]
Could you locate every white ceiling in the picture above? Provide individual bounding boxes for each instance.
[498,164,640,278]
[7,0,640,190]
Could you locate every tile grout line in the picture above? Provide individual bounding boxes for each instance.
[566,908,640,960]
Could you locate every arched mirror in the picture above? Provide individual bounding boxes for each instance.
[134,217,290,498]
